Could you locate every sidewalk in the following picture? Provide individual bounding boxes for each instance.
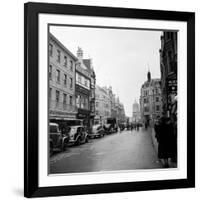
[149,127,177,168]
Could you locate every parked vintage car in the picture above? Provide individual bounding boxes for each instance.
[106,118,118,133]
[103,123,118,134]
[89,125,105,139]
[68,126,89,145]
[118,123,125,131]
[103,123,112,134]
[49,123,69,156]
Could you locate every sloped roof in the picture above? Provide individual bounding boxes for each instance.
[49,32,78,61]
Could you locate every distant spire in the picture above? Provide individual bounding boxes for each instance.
[147,70,151,82]
[77,47,83,59]
[147,63,151,82]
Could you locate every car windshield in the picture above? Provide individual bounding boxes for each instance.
[93,125,100,130]
[104,124,110,128]
[97,126,102,130]
[50,125,58,133]
[69,127,77,135]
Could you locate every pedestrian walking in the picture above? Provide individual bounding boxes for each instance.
[119,124,122,133]
[136,123,139,131]
[131,124,133,132]
[145,123,148,130]
[154,117,175,168]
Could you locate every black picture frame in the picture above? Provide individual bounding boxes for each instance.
[24,2,195,198]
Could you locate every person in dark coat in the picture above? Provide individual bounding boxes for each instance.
[155,117,175,168]
[137,123,140,131]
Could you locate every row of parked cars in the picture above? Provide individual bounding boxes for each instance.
[49,122,117,156]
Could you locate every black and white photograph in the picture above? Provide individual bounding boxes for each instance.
[23,2,195,197]
[48,25,178,174]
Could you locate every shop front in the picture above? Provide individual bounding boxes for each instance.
[76,108,91,128]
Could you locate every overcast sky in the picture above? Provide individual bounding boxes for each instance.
[50,26,162,117]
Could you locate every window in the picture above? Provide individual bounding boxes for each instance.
[70,77,73,89]
[91,90,95,98]
[49,65,52,80]
[76,95,80,108]
[91,78,94,86]
[84,79,88,87]
[78,74,81,83]
[69,96,73,105]
[144,98,149,103]
[156,105,160,111]
[70,60,73,71]
[63,93,67,104]
[85,98,88,109]
[144,106,149,112]
[144,90,148,96]
[155,88,158,94]
[96,102,99,107]
[49,88,52,99]
[64,74,67,86]
[156,97,159,102]
[80,96,84,108]
[57,49,61,63]
[56,90,60,103]
[64,56,67,67]
[56,69,60,83]
[49,43,53,57]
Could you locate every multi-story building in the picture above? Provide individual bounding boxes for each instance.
[140,71,162,127]
[159,31,177,118]
[132,99,141,123]
[95,85,126,125]
[108,87,118,119]
[82,57,96,126]
[115,97,126,124]
[75,47,91,127]
[48,33,77,120]
[94,85,111,125]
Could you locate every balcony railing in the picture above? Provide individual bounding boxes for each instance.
[49,100,77,113]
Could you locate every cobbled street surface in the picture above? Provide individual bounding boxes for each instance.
[50,128,162,174]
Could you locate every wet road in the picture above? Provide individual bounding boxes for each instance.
[50,128,162,174]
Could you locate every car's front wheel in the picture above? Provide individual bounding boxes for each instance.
[76,137,82,145]
[62,139,68,151]
[85,136,89,143]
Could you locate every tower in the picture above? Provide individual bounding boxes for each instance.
[77,47,83,60]
[132,99,140,123]
[147,70,151,82]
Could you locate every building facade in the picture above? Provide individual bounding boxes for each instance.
[75,48,91,127]
[132,100,141,123]
[49,33,77,120]
[159,31,177,118]
[140,71,162,127]
[94,85,126,125]
[82,58,96,126]
[115,97,126,124]
[94,85,111,125]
